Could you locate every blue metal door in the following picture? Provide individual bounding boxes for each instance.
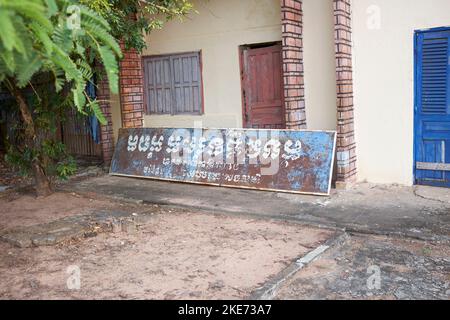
[415,28,450,187]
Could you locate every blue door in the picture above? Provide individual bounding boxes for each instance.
[415,28,450,188]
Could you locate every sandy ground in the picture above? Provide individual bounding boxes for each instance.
[275,234,450,300]
[0,191,117,232]
[0,209,333,299]
[0,165,448,300]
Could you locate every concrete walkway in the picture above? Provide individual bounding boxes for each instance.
[66,175,450,242]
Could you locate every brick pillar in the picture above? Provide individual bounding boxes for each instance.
[334,0,357,187]
[280,0,306,129]
[96,68,114,164]
[119,44,144,128]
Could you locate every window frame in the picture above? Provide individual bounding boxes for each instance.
[142,51,205,116]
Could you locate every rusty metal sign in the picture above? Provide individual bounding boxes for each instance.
[110,128,337,196]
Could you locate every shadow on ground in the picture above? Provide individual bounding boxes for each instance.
[66,175,450,242]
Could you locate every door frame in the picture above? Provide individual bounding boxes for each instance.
[238,42,285,129]
[413,26,450,186]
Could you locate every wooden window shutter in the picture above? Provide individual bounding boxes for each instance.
[144,52,202,115]
[419,36,449,114]
[144,57,172,114]
[171,52,202,114]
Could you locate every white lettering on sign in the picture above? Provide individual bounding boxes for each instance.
[127,133,303,169]
[262,139,281,160]
[282,140,303,167]
[127,135,139,152]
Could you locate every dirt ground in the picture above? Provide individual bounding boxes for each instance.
[0,159,448,300]
[0,194,334,299]
[275,235,450,300]
[0,191,118,232]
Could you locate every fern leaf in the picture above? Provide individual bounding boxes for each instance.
[97,45,119,94]
[30,22,53,54]
[44,0,58,17]
[0,50,16,74]
[47,64,65,92]
[72,85,86,113]
[79,5,110,30]
[89,100,107,125]
[16,52,43,87]
[52,24,74,53]
[0,10,17,51]
[1,1,53,32]
[52,45,83,83]
[76,58,93,81]
[83,17,122,57]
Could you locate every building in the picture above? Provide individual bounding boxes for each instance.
[97,0,450,189]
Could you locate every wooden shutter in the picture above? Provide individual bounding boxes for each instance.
[419,37,449,114]
[144,52,202,115]
[415,29,450,187]
[171,52,202,114]
[144,57,172,114]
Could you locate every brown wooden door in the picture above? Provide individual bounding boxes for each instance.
[241,44,285,129]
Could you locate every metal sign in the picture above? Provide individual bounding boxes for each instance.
[110,128,337,196]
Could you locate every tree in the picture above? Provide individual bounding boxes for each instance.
[0,0,194,197]
[0,0,122,196]
[81,0,195,52]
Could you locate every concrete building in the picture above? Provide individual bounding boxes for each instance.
[98,0,450,189]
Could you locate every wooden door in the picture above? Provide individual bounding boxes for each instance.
[414,28,450,188]
[241,44,285,129]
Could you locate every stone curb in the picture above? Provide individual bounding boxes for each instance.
[0,210,155,248]
[248,232,349,300]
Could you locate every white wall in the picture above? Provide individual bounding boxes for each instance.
[138,0,450,186]
[142,0,338,131]
[352,0,450,185]
[110,93,122,143]
[142,0,282,129]
[303,0,337,131]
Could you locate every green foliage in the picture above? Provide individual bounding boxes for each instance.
[4,75,78,181]
[0,0,122,123]
[0,0,194,186]
[81,0,195,52]
[6,140,77,181]
[5,147,33,177]
[0,0,122,182]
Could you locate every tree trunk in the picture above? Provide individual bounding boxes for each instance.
[32,161,52,197]
[8,80,52,197]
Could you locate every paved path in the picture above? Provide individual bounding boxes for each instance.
[66,175,450,242]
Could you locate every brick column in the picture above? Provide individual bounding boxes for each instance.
[334,0,357,187]
[280,0,306,129]
[96,68,114,164]
[119,44,144,128]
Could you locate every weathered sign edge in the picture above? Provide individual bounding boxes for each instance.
[109,128,338,197]
[327,131,337,195]
[109,173,333,196]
